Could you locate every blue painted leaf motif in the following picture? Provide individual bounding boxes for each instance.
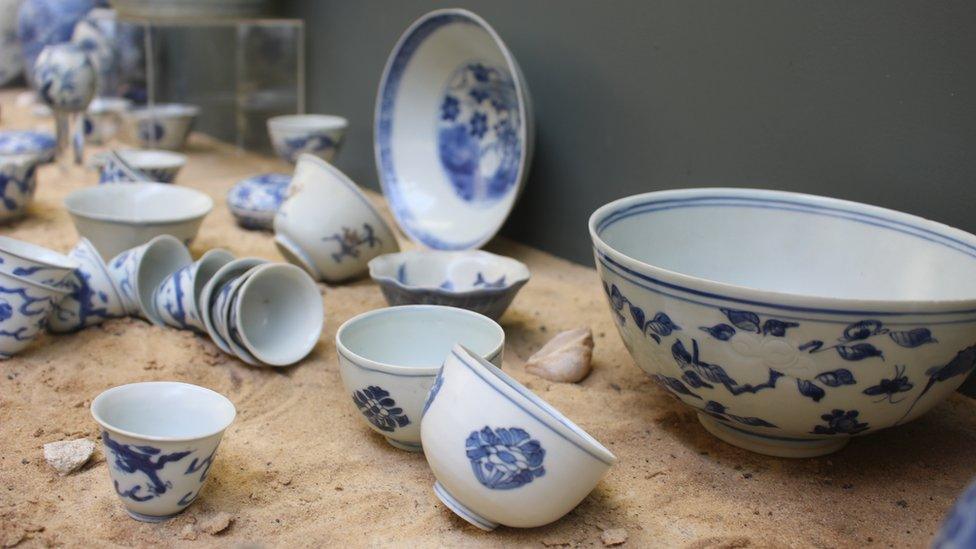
[703,400,778,428]
[761,319,799,337]
[797,379,826,402]
[629,304,645,330]
[700,323,736,341]
[842,320,886,341]
[653,374,702,400]
[720,308,761,333]
[799,340,824,352]
[888,328,937,348]
[836,343,883,361]
[815,369,856,387]
[647,312,680,336]
[681,370,714,389]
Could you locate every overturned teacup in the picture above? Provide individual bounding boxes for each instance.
[91,381,236,522]
[48,238,126,333]
[0,270,68,359]
[0,235,79,287]
[151,249,234,332]
[107,235,192,322]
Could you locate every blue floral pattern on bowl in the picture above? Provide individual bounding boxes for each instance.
[0,131,56,164]
[465,426,545,490]
[0,270,64,359]
[227,173,290,230]
[437,62,521,206]
[352,386,410,433]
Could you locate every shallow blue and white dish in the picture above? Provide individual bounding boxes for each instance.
[368,250,529,321]
[934,477,976,548]
[0,130,56,164]
[374,8,533,250]
[227,172,289,230]
[590,187,976,458]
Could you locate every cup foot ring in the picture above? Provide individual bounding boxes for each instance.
[385,437,422,452]
[697,413,849,458]
[125,508,184,523]
[433,481,498,531]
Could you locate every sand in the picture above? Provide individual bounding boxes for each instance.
[1,89,975,548]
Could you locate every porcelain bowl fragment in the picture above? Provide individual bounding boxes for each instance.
[65,182,213,260]
[369,250,529,320]
[337,305,504,451]
[421,344,615,530]
[90,381,236,522]
[0,236,79,287]
[590,187,976,457]
[268,114,347,164]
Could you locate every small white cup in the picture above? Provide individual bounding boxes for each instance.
[274,154,399,282]
[151,249,234,332]
[48,238,127,333]
[91,381,236,522]
[0,269,68,359]
[336,305,504,451]
[210,266,262,366]
[267,114,348,164]
[0,235,79,287]
[107,235,192,322]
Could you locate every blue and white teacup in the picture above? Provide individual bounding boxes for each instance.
[0,154,39,223]
[82,97,132,145]
[96,149,186,184]
[91,381,236,522]
[0,236,79,287]
[95,150,149,184]
[210,268,261,367]
[198,257,266,356]
[123,104,199,151]
[107,235,192,322]
[48,238,126,333]
[151,248,234,333]
[0,269,68,359]
[267,114,347,164]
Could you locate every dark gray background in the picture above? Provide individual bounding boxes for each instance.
[278,0,976,265]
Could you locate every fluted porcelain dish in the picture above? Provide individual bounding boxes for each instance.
[374,8,533,250]
[369,250,529,320]
[65,182,213,260]
[590,187,976,457]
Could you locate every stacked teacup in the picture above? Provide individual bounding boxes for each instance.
[0,237,77,358]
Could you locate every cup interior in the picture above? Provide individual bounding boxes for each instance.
[270,114,347,132]
[118,149,186,169]
[92,381,236,440]
[236,264,323,366]
[130,103,199,119]
[138,236,191,319]
[193,250,234,305]
[65,183,213,223]
[339,305,503,370]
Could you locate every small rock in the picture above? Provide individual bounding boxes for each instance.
[43,439,95,475]
[601,528,628,546]
[200,512,234,535]
[525,327,594,383]
[180,525,197,541]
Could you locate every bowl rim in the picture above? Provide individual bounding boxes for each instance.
[65,182,214,227]
[368,249,530,296]
[372,7,531,251]
[447,344,617,466]
[335,304,505,376]
[589,187,976,314]
[199,257,268,355]
[74,237,125,307]
[0,236,79,271]
[126,103,200,118]
[0,266,70,296]
[267,114,348,130]
[116,149,187,168]
[90,381,236,442]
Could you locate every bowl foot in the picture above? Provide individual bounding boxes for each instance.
[124,508,184,523]
[697,413,849,458]
[273,234,322,281]
[386,437,422,452]
[433,481,498,531]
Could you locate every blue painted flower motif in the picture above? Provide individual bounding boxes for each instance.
[440,95,460,121]
[465,426,545,490]
[469,112,488,138]
[811,409,869,435]
[323,223,382,263]
[352,386,410,433]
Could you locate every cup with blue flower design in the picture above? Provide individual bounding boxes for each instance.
[48,238,127,333]
[420,344,616,531]
[91,381,236,522]
[0,236,79,287]
[151,248,234,332]
[107,234,192,322]
[336,305,504,451]
[0,269,69,359]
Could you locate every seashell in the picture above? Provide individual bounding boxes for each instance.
[43,438,95,475]
[525,327,594,383]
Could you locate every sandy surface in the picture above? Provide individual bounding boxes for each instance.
[1,89,975,548]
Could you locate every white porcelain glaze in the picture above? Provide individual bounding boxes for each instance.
[198,257,265,356]
[48,237,126,333]
[0,235,78,287]
[90,381,236,522]
[337,305,504,451]
[0,269,67,359]
[232,263,323,367]
[273,154,399,282]
[374,8,534,250]
[421,345,615,530]
[64,182,213,260]
[590,188,976,457]
[123,103,199,151]
[150,248,233,332]
[110,149,185,183]
[106,235,192,322]
[369,250,530,320]
[267,114,347,164]
[210,265,261,366]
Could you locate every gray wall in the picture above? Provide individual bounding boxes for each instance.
[281,0,976,266]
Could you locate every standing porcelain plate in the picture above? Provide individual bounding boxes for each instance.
[375,8,533,250]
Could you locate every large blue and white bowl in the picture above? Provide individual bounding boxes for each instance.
[0,130,55,163]
[590,188,976,457]
[374,8,533,251]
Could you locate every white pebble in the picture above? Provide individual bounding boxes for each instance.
[43,438,95,475]
[525,327,594,383]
